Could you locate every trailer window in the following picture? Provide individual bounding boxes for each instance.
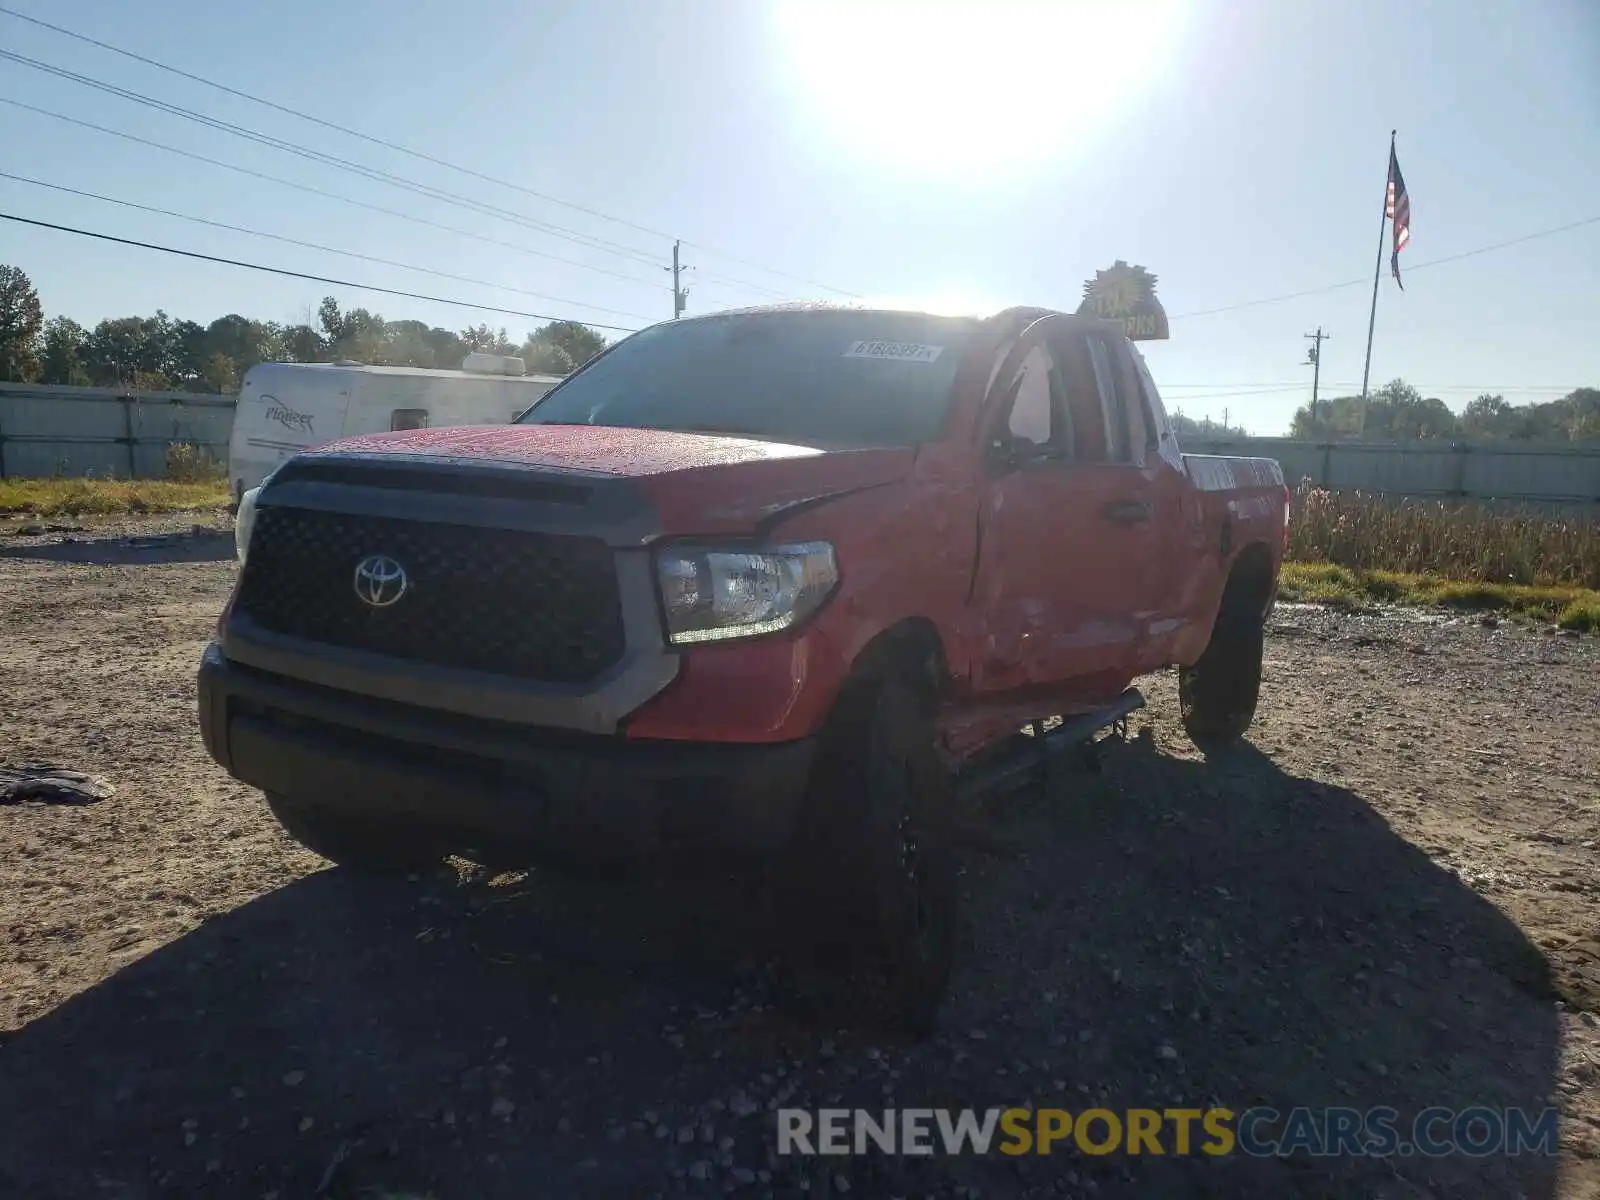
[390,408,429,431]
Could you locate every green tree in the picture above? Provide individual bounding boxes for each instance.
[82,312,185,388]
[0,264,44,382]
[1461,393,1512,438]
[318,299,391,364]
[527,320,606,369]
[521,339,574,375]
[1289,379,1459,440]
[200,351,239,393]
[386,320,469,368]
[461,323,516,356]
[280,323,326,363]
[203,313,279,375]
[1170,410,1250,439]
[38,316,90,386]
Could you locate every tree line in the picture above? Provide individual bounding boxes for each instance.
[1283,380,1600,442]
[0,264,610,392]
[1153,382,1598,443]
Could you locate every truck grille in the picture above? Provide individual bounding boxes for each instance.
[233,505,626,682]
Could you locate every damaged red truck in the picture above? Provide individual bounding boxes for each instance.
[199,303,1288,1032]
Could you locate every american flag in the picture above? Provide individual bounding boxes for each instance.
[1386,143,1411,289]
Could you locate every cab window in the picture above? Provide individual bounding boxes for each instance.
[990,343,1074,459]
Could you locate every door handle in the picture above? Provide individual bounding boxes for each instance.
[1101,500,1151,524]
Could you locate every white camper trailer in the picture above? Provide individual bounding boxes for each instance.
[227,354,564,500]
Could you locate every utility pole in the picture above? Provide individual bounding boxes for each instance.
[669,239,689,319]
[1303,327,1329,421]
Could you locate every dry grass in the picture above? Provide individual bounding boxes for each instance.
[0,478,229,516]
[1287,483,1600,590]
[164,442,227,485]
[1280,562,1600,632]
[0,443,229,516]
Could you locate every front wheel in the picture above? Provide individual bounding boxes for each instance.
[783,673,958,1036]
[1179,614,1265,745]
[266,793,440,874]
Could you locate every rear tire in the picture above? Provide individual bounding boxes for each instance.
[782,672,957,1036]
[266,793,440,874]
[1179,613,1265,745]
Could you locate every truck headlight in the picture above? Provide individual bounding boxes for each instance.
[656,542,839,644]
[234,486,261,565]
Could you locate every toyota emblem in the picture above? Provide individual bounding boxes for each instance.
[353,555,409,607]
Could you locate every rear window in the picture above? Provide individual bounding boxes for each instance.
[518,310,980,448]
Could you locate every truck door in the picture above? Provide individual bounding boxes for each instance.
[968,316,1158,699]
[1128,345,1208,668]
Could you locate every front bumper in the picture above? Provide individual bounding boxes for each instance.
[197,643,816,865]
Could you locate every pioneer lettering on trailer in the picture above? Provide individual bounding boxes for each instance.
[260,395,315,434]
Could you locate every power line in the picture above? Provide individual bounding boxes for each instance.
[0,211,644,334]
[0,202,1584,402]
[3,45,790,306]
[1170,215,1600,321]
[0,3,863,299]
[0,171,654,321]
[0,98,671,291]
[0,48,675,273]
[3,47,795,305]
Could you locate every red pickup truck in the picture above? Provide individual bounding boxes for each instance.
[200,303,1287,1031]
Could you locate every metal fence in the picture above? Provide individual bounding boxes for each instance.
[1184,435,1600,513]
[0,383,235,479]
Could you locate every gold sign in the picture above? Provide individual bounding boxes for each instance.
[1077,261,1169,341]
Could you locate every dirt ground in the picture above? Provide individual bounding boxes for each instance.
[2,515,1598,1200]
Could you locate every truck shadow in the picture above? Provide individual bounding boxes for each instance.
[0,732,1563,1200]
[0,529,235,565]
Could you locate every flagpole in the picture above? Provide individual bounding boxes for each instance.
[1359,129,1396,428]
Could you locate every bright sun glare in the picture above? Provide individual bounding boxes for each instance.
[771,0,1188,178]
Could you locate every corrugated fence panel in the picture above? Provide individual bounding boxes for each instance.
[0,383,236,479]
[1459,444,1599,504]
[1185,436,1600,511]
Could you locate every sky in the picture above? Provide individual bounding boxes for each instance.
[0,0,1596,435]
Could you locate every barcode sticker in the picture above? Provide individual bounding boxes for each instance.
[843,340,944,363]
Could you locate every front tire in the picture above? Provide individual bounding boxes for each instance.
[784,672,957,1036]
[266,793,440,874]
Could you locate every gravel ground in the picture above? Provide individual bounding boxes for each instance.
[1,521,1598,1200]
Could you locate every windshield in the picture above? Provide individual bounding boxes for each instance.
[518,309,981,448]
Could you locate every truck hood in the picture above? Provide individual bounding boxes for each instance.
[303,423,916,534]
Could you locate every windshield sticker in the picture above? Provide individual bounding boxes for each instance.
[843,340,944,363]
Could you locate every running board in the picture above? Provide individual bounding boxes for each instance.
[953,688,1145,804]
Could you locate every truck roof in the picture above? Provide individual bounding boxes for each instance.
[675,300,994,323]
[243,361,566,384]
[672,301,1119,335]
